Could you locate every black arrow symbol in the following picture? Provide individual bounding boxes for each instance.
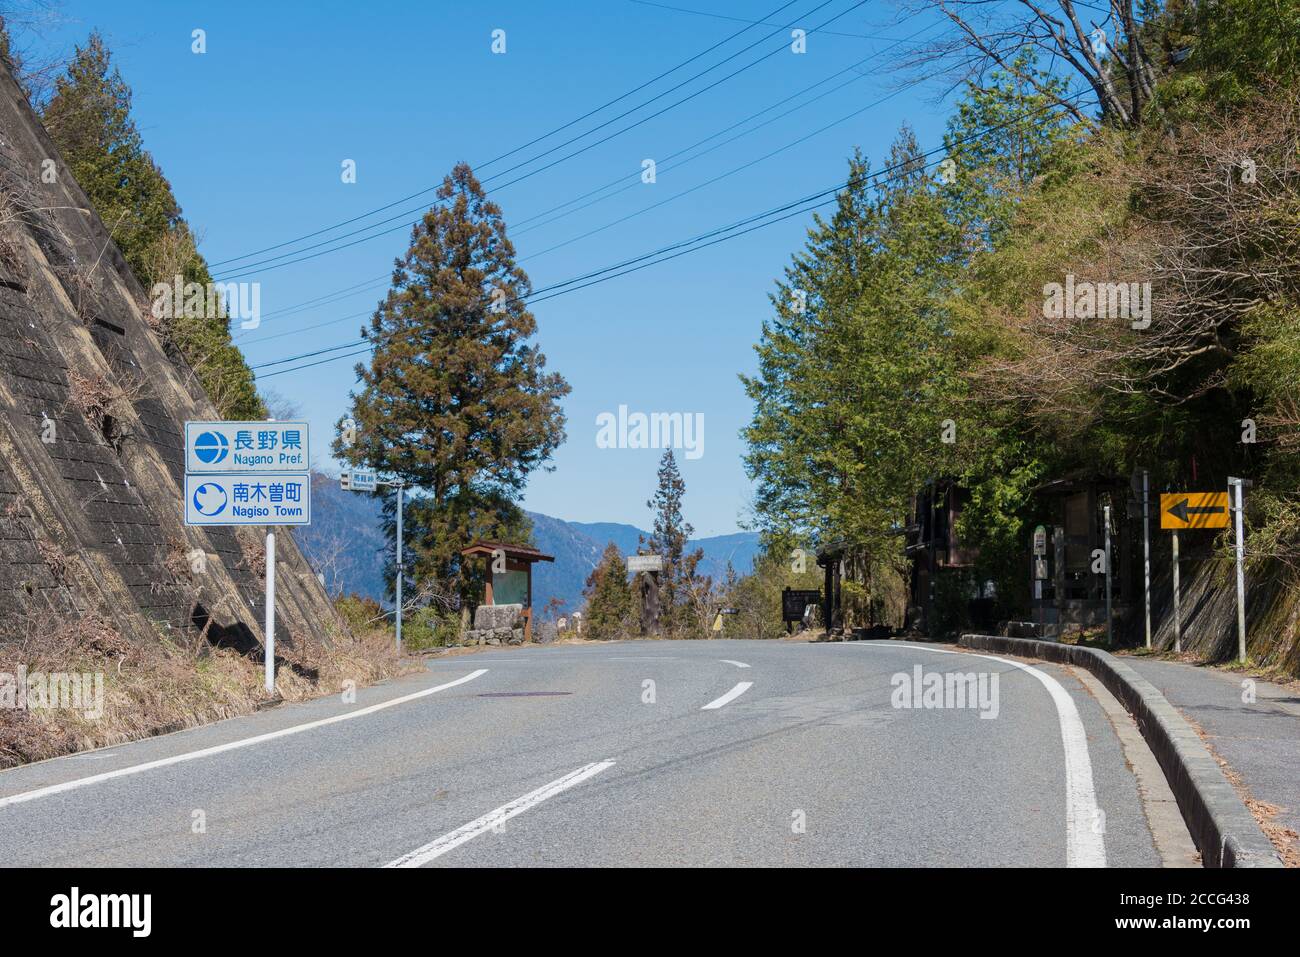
[1169,499,1225,523]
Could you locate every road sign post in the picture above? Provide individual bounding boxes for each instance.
[1142,469,1151,649]
[1172,528,1181,653]
[264,530,276,694]
[341,471,405,652]
[395,482,403,652]
[186,421,311,697]
[1033,525,1047,638]
[1228,477,1249,663]
[1103,505,1113,646]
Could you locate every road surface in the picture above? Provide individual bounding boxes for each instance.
[0,639,1182,867]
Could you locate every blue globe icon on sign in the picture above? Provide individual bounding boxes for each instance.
[192,482,228,517]
[194,430,229,465]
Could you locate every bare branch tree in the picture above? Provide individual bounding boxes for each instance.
[968,85,1300,439]
[895,0,1165,128]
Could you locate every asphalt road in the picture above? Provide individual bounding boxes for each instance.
[0,639,1170,867]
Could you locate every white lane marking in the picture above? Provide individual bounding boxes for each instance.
[0,670,488,810]
[849,643,1106,867]
[702,681,753,710]
[384,760,616,867]
[720,659,751,669]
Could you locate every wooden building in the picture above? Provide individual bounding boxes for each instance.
[459,542,555,641]
[901,473,1137,638]
[903,478,984,634]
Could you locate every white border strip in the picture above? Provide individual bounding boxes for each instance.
[702,681,753,710]
[851,644,1106,868]
[0,670,488,810]
[384,760,616,867]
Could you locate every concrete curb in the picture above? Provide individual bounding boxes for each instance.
[959,634,1283,868]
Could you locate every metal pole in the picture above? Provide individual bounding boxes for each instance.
[1104,504,1113,646]
[1142,469,1151,649]
[1172,528,1181,653]
[395,483,404,653]
[264,530,276,695]
[1229,477,1247,662]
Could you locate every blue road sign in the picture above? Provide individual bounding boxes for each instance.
[183,473,311,526]
[185,421,310,473]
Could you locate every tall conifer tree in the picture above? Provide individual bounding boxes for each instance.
[337,162,569,604]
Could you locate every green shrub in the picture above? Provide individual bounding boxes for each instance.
[402,606,460,650]
[334,594,385,633]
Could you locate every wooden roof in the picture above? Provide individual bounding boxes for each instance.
[460,541,555,563]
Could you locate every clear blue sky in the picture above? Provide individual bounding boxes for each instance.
[31,0,956,536]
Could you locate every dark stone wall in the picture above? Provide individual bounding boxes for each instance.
[0,62,341,653]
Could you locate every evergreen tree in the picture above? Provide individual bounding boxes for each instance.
[940,49,1077,252]
[336,162,569,605]
[743,129,966,554]
[741,150,876,545]
[582,542,633,640]
[644,449,706,636]
[41,33,261,419]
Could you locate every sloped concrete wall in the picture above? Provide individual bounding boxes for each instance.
[0,62,340,653]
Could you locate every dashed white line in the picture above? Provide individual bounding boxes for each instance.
[0,669,489,810]
[701,681,753,710]
[384,760,616,867]
[720,659,751,669]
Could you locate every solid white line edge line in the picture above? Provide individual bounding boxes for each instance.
[0,669,489,810]
[384,760,617,867]
[850,643,1106,868]
[701,681,754,710]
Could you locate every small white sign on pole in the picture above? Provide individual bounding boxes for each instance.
[349,469,378,492]
[626,554,663,573]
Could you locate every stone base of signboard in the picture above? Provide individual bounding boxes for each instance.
[460,604,526,646]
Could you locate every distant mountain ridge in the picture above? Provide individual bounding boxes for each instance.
[295,479,760,615]
[528,514,761,616]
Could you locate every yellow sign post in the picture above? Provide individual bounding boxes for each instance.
[1160,492,1229,530]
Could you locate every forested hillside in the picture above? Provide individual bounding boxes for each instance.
[742,0,1300,674]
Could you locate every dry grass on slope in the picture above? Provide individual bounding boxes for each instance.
[0,608,415,769]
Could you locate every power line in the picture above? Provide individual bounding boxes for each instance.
[207,0,807,271]
[627,0,902,40]
[233,13,938,345]
[255,88,1095,379]
[509,13,939,239]
[212,0,872,280]
[520,75,920,265]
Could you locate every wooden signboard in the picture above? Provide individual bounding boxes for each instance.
[782,588,821,623]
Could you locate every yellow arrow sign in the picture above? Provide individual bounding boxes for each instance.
[1160,492,1230,530]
